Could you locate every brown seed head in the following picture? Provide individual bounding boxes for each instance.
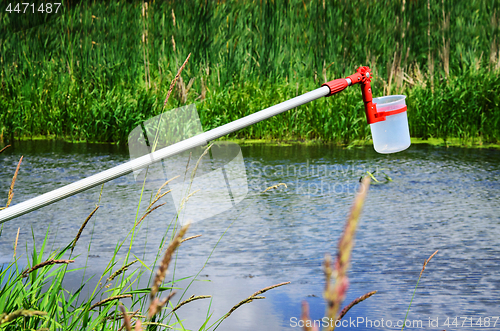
[150,223,190,301]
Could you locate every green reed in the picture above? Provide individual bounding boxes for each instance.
[0,0,499,144]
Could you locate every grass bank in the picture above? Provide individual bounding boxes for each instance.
[1,0,499,144]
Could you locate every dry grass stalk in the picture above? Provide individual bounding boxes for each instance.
[300,301,318,331]
[426,0,435,92]
[154,175,180,200]
[413,63,425,84]
[429,53,435,92]
[141,2,150,90]
[386,51,397,95]
[21,259,74,278]
[474,52,484,71]
[136,203,166,228]
[250,281,291,297]
[112,310,144,322]
[440,39,450,76]
[401,250,439,330]
[171,35,176,52]
[180,234,202,243]
[176,76,195,104]
[148,291,176,318]
[134,319,142,331]
[322,60,327,83]
[0,144,10,154]
[119,306,132,331]
[262,183,287,193]
[404,46,410,69]
[116,310,143,331]
[394,49,403,93]
[179,189,200,209]
[5,156,23,208]
[148,191,171,211]
[163,53,191,107]
[402,71,415,86]
[490,37,498,67]
[178,143,213,210]
[89,294,132,310]
[420,250,439,278]
[440,0,450,77]
[13,227,20,258]
[323,254,333,292]
[135,176,179,228]
[190,143,213,181]
[169,294,212,314]
[323,176,370,331]
[427,0,431,61]
[200,77,206,101]
[0,309,47,326]
[150,223,190,301]
[142,321,173,328]
[336,290,377,321]
[150,53,191,153]
[108,259,138,282]
[184,152,192,178]
[224,282,291,319]
[124,311,144,318]
[72,206,99,252]
[224,296,266,319]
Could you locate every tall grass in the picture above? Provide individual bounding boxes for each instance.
[0,0,499,143]
[0,143,291,330]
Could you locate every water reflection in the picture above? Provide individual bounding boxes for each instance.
[0,141,499,330]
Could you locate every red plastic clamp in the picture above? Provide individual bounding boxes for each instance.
[322,78,349,96]
[323,66,386,124]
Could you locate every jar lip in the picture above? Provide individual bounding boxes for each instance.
[373,95,406,106]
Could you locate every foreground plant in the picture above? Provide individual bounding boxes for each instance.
[0,145,22,211]
[300,177,374,331]
[0,143,290,330]
[401,250,439,331]
[301,177,440,331]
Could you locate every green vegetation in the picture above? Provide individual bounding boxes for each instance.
[0,145,379,331]
[1,0,499,144]
[0,145,291,330]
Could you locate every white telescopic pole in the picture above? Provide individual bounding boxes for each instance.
[0,86,331,224]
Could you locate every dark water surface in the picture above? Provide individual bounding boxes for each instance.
[1,141,500,330]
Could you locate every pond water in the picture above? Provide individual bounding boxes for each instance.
[1,140,500,330]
